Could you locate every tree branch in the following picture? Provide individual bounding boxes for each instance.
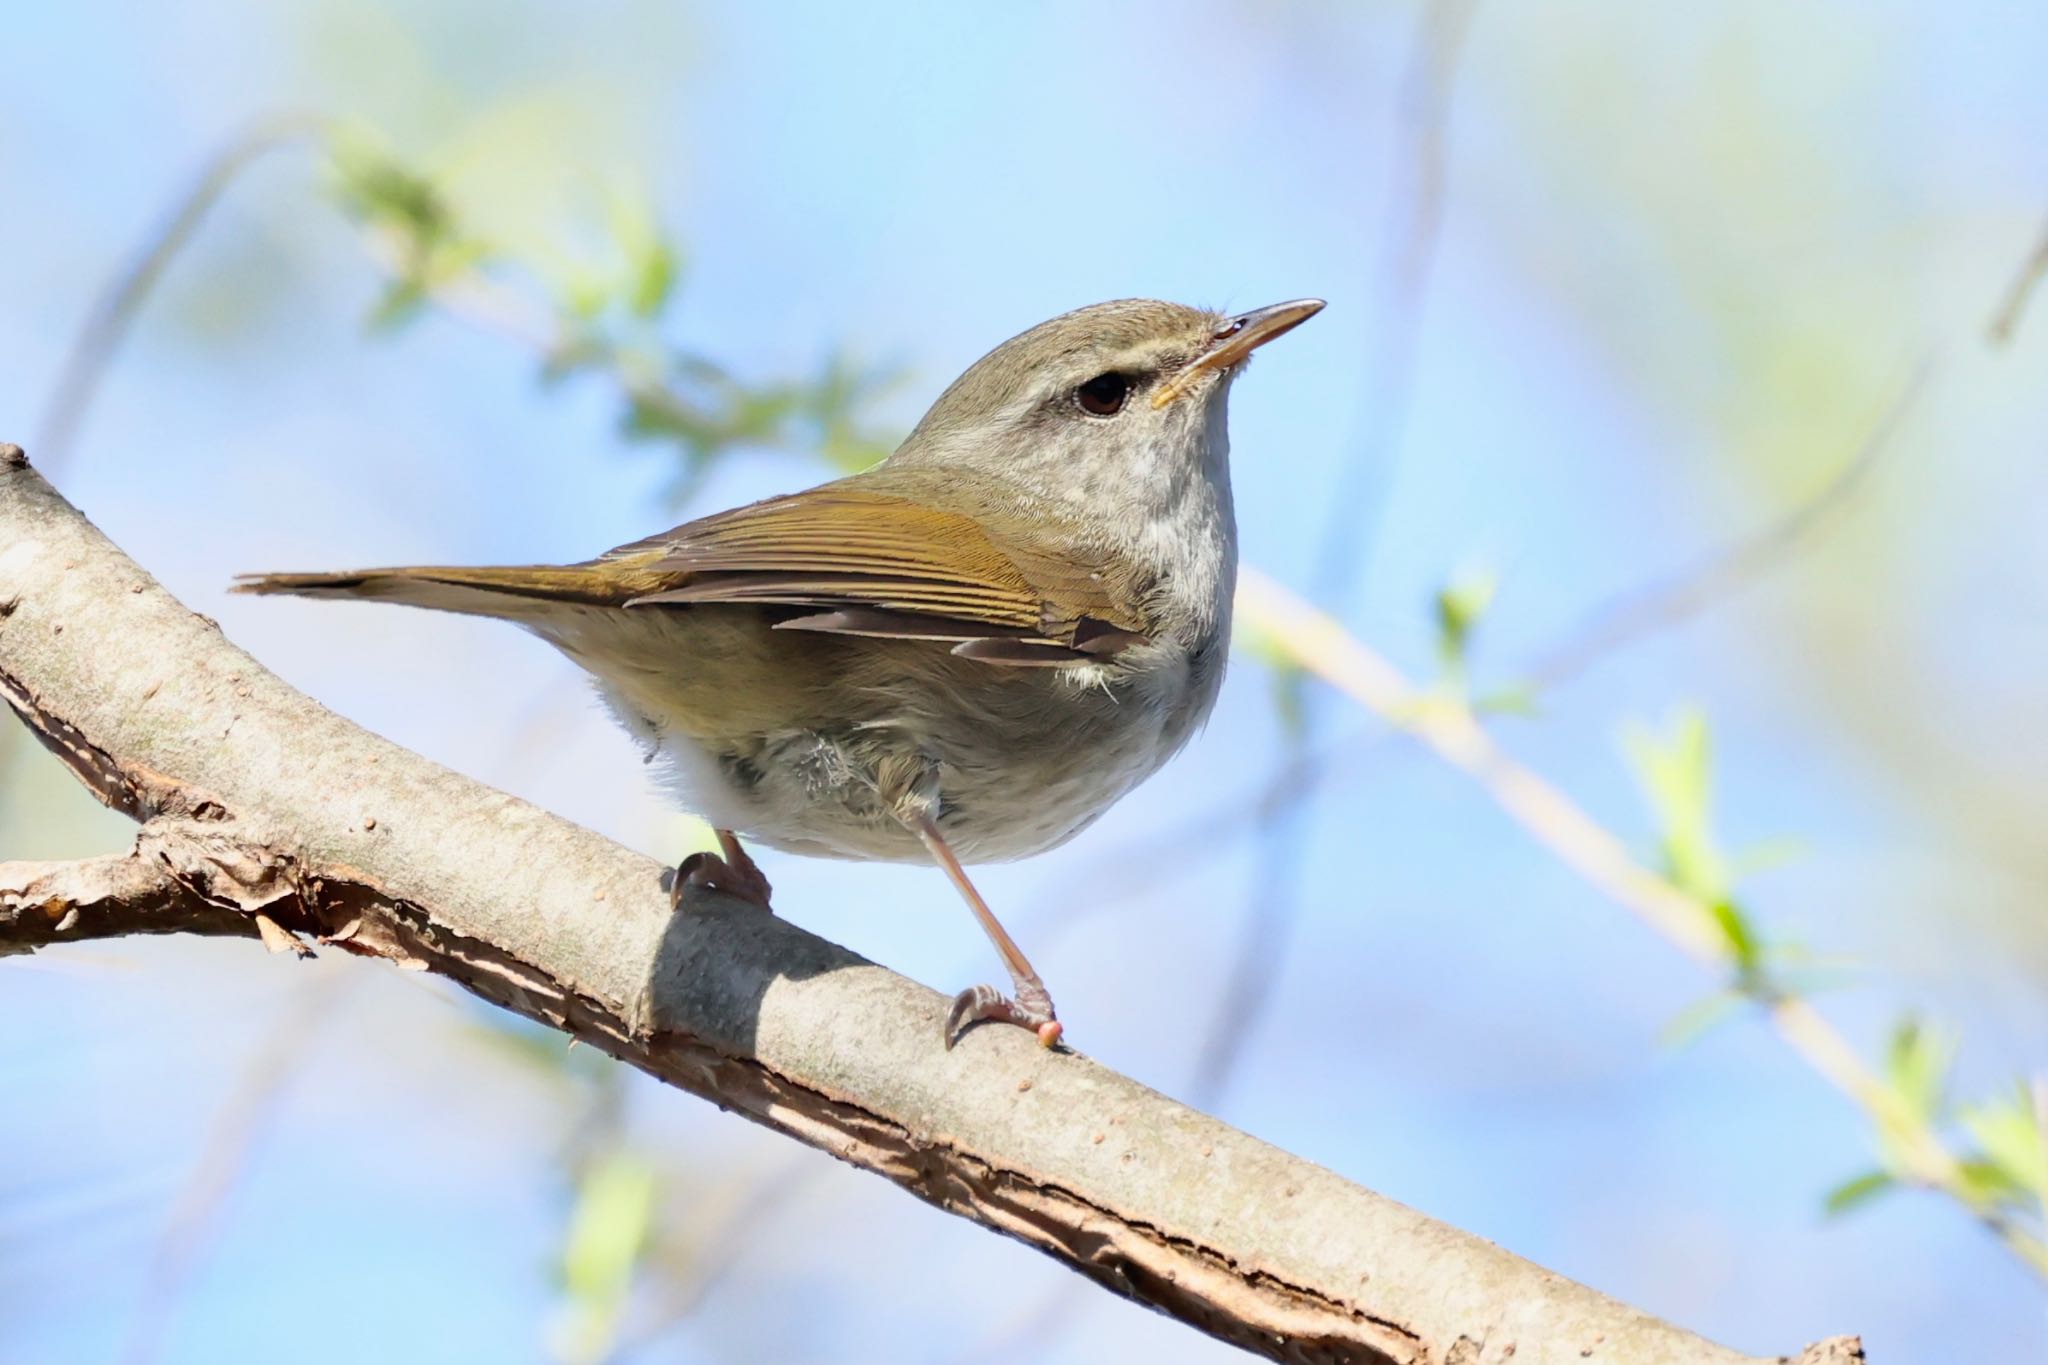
[1,831,254,951]
[1236,565,2048,1282]
[0,443,1850,1365]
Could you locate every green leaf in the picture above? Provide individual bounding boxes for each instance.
[462,1015,616,1086]
[802,353,904,473]
[1960,1084,2048,1201]
[1822,1169,1897,1216]
[1708,898,1763,976]
[622,389,716,449]
[1730,836,1805,881]
[627,239,678,320]
[554,1151,659,1365]
[1472,683,1540,718]
[1956,1157,2030,1206]
[1269,667,1310,740]
[1659,989,1745,1050]
[330,137,456,248]
[366,279,428,333]
[1431,567,1497,679]
[1884,1016,1954,1126]
[604,182,681,321]
[1623,707,1733,910]
[540,334,609,384]
[1235,617,1306,680]
[558,270,614,322]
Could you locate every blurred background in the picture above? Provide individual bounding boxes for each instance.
[4,2,2047,1361]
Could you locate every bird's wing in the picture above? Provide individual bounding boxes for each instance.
[604,487,1152,664]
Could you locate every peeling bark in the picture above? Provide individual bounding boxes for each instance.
[0,444,1859,1364]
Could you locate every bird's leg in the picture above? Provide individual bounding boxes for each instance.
[671,828,774,912]
[910,812,1062,1050]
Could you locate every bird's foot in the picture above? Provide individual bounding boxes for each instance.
[945,981,1062,1050]
[671,831,773,913]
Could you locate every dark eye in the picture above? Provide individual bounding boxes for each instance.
[1074,371,1134,416]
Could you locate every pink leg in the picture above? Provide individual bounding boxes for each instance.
[911,812,1062,1050]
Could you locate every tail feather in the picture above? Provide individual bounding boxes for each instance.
[232,565,629,619]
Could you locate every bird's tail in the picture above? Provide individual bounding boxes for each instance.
[232,564,630,620]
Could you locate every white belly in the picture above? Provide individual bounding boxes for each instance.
[547,606,1219,868]
[597,655,1197,866]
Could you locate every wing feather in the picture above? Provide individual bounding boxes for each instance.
[604,486,1150,663]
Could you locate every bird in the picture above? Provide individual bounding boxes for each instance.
[236,296,1323,1048]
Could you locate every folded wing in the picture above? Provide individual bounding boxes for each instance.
[609,487,1151,666]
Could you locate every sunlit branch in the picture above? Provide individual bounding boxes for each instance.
[1234,565,2048,1281]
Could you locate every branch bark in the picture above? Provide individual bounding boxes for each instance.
[0,443,1855,1364]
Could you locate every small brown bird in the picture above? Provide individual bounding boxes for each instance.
[238,297,1322,1047]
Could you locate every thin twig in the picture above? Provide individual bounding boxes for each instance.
[356,226,561,354]
[119,969,350,1365]
[1190,0,1480,1107]
[1235,566,2048,1280]
[1987,211,2048,347]
[7,117,323,796]
[1524,358,1932,692]
[1311,0,1480,598]
[34,115,327,477]
[605,1156,823,1361]
[1047,727,1401,912]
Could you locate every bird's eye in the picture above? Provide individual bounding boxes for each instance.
[1074,371,1134,416]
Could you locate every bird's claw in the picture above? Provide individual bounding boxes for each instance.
[945,982,1062,1050]
[671,850,774,913]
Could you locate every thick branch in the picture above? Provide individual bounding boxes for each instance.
[0,444,1851,1364]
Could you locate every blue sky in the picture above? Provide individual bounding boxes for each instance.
[5,3,2048,1361]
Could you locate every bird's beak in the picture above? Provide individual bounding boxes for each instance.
[1152,298,1326,408]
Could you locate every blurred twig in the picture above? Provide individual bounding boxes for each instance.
[1522,356,1931,692]
[1987,210,2048,347]
[119,967,350,1365]
[1235,566,2048,1280]
[5,116,328,795]
[1051,727,1402,908]
[1316,0,1479,591]
[328,132,899,498]
[33,113,896,506]
[603,1155,822,1362]
[1194,0,1482,1113]
[34,115,328,478]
